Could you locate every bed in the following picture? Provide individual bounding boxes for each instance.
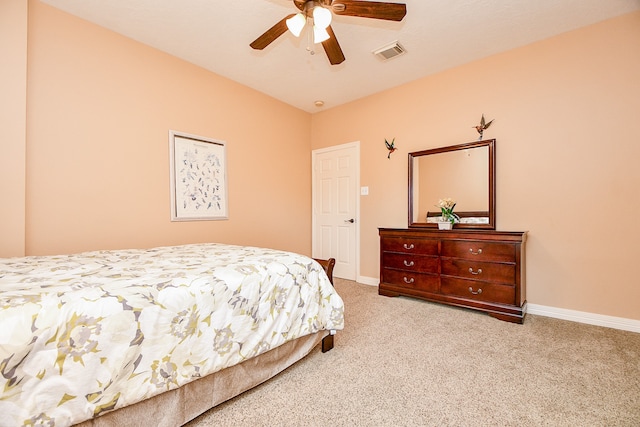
[0,243,344,426]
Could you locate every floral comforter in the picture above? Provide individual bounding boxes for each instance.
[0,243,344,426]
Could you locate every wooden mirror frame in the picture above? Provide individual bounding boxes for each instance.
[408,139,496,230]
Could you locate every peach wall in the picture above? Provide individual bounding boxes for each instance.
[311,12,640,320]
[0,1,28,257]
[20,1,312,256]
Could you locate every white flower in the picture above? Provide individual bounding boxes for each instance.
[436,197,460,224]
[437,198,456,209]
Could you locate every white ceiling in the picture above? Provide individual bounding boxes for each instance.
[40,0,640,113]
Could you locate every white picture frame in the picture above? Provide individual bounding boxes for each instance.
[169,130,228,221]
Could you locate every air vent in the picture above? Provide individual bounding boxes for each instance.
[372,41,406,60]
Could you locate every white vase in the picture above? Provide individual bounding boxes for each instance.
[438,221,453,230]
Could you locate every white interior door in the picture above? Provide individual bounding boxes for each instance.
[312,142,359,281]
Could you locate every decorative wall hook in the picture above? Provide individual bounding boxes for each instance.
[385,138,397,159]
[473,114,494,140]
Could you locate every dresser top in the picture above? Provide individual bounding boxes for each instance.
[379,228,527,243]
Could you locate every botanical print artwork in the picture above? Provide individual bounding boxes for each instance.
[170,132,228,220]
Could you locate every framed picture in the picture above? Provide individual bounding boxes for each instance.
[169,130,228,221]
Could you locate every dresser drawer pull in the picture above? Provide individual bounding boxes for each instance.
[469,248,483,255]
[403,277,415,284]
[468,287,483,295]
[468,268,483,275]
[403,260,415,267]
[403,243,415,250]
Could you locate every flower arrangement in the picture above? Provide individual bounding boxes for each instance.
[437,198,460,225]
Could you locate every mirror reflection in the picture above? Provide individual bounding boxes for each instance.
[408,139,495,229]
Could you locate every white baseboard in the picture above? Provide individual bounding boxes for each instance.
[356,275,379,287]
[526,303,640,333]
[353,276,639,333]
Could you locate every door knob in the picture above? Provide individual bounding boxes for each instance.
[345,218,355,223]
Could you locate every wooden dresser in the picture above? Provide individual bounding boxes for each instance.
[379,228,527,323]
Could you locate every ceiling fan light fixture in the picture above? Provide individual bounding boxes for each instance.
[313,25,330,44]
[312,6,332,29]
[286,13,306,37]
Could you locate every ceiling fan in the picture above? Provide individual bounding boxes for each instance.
[250,0,407,65]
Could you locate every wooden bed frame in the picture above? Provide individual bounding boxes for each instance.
[75,258,337,426]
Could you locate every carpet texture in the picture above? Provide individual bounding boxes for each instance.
[186,279,640,426]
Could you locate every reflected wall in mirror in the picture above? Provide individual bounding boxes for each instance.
[408,139,495,229]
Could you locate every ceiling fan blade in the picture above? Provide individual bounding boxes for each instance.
[331,1,407,21]
[321,25,345,65]
[250,14,296,50]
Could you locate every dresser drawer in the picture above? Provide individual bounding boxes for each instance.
[441,277,515,305]
[381,237,438,255]
[382,253,438,273]
[382,268,439,293]
[441,258,515,285]
[441,240,515,263]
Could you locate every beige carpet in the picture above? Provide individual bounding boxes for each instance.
[186,279,640,426]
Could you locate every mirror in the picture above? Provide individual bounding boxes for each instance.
[408,139,495,229]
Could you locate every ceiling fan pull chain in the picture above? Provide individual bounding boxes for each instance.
[306,20,315,55]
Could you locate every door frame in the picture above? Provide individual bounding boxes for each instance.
[311,141,360,281]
